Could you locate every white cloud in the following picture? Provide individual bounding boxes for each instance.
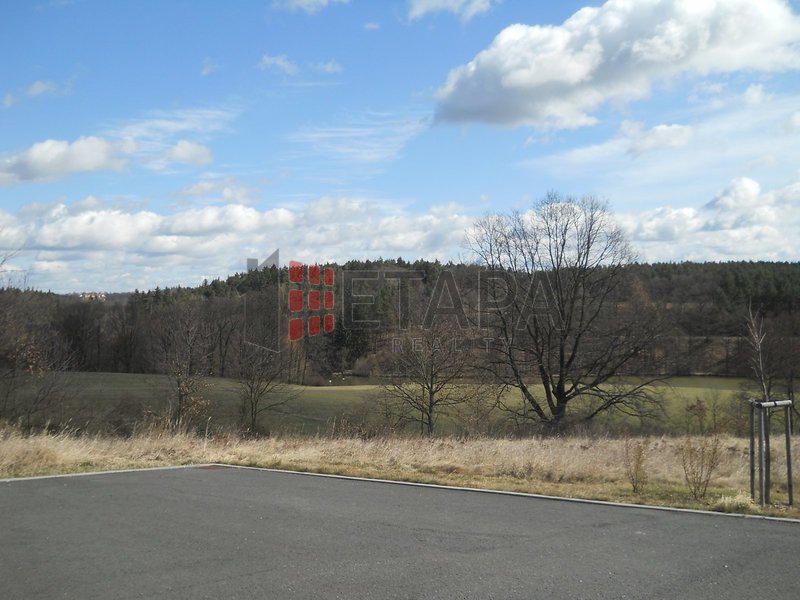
[272,0,349,14]
[619,176,800,262]
[26,80,58,96]
[435,0,800,129]
[311,60,343,74]
[5,195,473,292]
[523,92,800,209]
[71,195,105,213]
[35,208,162,250]
[3,93,17,107]
[624,122,694,156]
[790,112,800,132]
[8,178,799,291]
[178,180,223,197]
[165,140,213,166]
[704,176,761,211]
[259,54,298,75]
[364,22,380,31]
[0,136,134,185]
[743,83,770,105]
[408,0,495,22]
[110,108,237,150]
[289,111,428,164]
[0,210,27,250]
[177,177,255,204]
[107,106,237,167]
[200,59,220,76]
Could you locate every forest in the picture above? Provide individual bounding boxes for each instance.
[1,257,799,435]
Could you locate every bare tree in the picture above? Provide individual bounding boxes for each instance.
[0,289,73,429]
[381,319,486,437]
[746,304,772,401]
[152,300,211,430]
[237,342,294,435]
[204,295,240,378]
[467,193,662,428]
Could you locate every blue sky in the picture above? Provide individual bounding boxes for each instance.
[2,0,800,292]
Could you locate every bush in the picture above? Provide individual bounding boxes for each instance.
[623,438,649,494]
[678,435,722,500]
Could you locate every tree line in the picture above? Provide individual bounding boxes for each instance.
[1,195,799,433]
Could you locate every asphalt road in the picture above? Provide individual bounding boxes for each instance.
[1,466,798,600]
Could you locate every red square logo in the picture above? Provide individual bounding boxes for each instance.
[308,290,320,310]
[287,260,334,342]
[289,318,304,341]
[289,261,304,283]
[308,264,321,285]
[308,315,320,337]
[288,289,304,312]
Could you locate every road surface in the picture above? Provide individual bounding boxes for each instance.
[1,465,798,599]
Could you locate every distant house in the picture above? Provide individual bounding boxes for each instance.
[79,292,107,302]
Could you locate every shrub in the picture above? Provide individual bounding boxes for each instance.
[623,438,649,494]
[678,435,722,500]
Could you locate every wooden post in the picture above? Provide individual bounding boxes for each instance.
[765,408,771,505]
[786,406,793,507]
[758,407,765,507]
[749,403,755,501]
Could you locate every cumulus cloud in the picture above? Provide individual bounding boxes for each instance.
[272,0,349,14]
[704,177,762,211]
[619,176,800,262]
[4,196,473,291]
[435,0,800,129]
[623,121,694,156]
[259,54,298,75]
[165,140,213,166]
[408,0,495,22]
[743,83,770,105]
[0,136,135,185]
[36,209,162,250]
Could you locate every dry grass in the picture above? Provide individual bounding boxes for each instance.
[1,424,798,518]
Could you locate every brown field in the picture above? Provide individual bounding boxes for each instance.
[2,425,797,519]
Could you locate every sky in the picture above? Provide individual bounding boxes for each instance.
[1,0,800,293]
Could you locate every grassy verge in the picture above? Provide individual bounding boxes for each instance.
[2,426,798,519]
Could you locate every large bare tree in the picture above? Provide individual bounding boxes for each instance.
[467,193,662,428]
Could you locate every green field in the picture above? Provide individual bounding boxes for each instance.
[11,371,770,436]
[31,372,380,434]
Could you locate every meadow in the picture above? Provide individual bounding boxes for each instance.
[39,371,757,436]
